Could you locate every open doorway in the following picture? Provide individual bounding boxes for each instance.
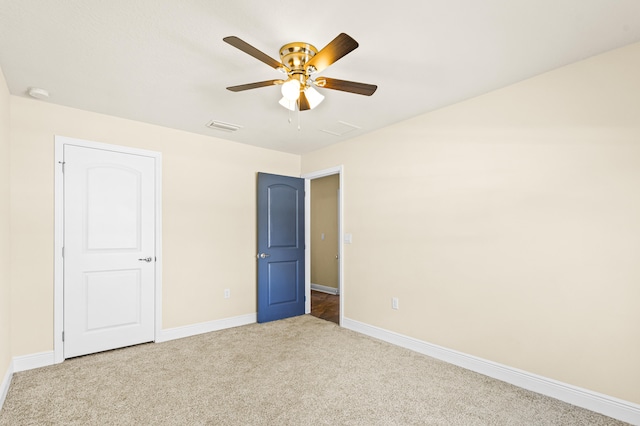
[309,174,339,324]
[303,166,343,325]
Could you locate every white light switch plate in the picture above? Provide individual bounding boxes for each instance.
[344,233,353,244]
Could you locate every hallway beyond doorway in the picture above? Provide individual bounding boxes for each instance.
[310,290,339,324]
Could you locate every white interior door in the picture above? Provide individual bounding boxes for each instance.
[63,145,156,358]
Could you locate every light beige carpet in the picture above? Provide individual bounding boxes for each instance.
[0,315,626,425]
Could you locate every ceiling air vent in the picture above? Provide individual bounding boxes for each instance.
[206,120,243,132]
[320,121,361,137]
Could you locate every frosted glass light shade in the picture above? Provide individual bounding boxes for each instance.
[281,79,301,101]
[279,97,296,111]
[305,86,325,109]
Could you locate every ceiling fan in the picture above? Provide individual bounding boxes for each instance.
[223,33,377,111]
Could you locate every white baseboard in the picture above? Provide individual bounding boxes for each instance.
[342,317,640,425]
[311,283,339,295]
[157,313,257,343]
[13,351,55,373]
[0,360,13,411]
[7,314,256,375]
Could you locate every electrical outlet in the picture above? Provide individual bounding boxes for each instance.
[392,297,399,310]
[224,289,230,299]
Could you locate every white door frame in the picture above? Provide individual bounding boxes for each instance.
[54,135,162,363]
[302,165,344,325]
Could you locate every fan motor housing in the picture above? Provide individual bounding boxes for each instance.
[279,42,317,72]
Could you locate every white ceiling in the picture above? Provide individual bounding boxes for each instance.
[1,1,639,154]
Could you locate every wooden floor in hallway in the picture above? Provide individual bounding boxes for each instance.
[310,290,339,324]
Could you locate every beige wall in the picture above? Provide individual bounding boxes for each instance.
[0,68,12,384]
[302,42,640,404]
[9,97,300,356]
[310,174,339,289]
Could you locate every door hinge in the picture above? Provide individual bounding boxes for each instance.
[58,161,65,173]
[62,331,64,342]
[62,247,64,257]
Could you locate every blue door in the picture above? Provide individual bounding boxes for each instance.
[257,172,305,323]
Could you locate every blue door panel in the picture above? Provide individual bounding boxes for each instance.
[257,172,305,323]
[268,261,299,305]
[268,185,299,248]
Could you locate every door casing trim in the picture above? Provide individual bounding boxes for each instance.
[302,166,344,325]
[53,136,163,363]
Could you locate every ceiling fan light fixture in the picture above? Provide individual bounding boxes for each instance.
[281,79,301,101]
[304,86,324,110]
[224,33,376,114]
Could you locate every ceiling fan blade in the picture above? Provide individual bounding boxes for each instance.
[298,91,311,111]
[315,77,377,96]
[226,80,284,92]
[223,36,288,71]
[305,33,359,74]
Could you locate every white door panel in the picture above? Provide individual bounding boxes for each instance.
[85,269,141,330]
[64,145,156,358]
[86,166,141,250]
